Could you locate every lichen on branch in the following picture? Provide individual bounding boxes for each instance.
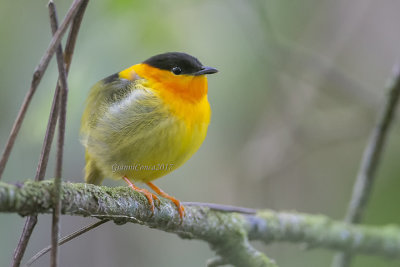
[1,180,400,266]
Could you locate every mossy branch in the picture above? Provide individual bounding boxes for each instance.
[1,180,400,266]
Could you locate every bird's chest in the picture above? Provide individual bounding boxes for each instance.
[113,100,209,181]
[112,91,209,158]
[156,94,211,160]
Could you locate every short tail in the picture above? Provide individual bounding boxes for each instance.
[85,151,104,185]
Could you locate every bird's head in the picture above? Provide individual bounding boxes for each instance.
[119,52,218,102]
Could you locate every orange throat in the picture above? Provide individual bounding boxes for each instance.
[118,63,211,126]
[120,63,208,103]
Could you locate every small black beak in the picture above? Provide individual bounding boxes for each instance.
[194,66,218,76]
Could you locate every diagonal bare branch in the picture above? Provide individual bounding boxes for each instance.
[0,0,85,180]
[333,65,400,267]
[64,0,89,73]
[25,219,108,266]
[11,216,38,267]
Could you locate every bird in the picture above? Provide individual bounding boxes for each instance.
[80,52,218,218]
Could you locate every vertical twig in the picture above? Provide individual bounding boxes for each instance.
[0,0,84,180]
[50,0,89,265]
[48,1,69,267]
[333,65,400,267]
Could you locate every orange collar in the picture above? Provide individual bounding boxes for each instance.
[119,63,208,103]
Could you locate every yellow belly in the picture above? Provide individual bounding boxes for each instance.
[84,86,211,183]
[111,116,208,182]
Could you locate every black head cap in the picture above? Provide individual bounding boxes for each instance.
[143,52,218,76]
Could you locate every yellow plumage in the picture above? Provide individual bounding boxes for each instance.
[80,53,214,187]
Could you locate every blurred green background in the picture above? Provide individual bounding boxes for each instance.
[1,0,400,266]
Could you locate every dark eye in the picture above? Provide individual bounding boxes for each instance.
[172,66,182,75]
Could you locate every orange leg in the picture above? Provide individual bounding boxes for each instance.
[146,182,185,218]
[123,177,159,213]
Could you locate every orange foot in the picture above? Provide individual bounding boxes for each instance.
[146,182,185,218]
[123,177,159,213]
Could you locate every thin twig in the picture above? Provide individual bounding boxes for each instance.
[9,1,87,266]
[35,0,89,181]
[51,3,90,265]
[24,220,109,267]
[48,1,70,267]
[35,90,61,181]
[64,0,89,72]
[11,27,64,267]
[12,28,63,267]
[11,217,38,267]
[48,0,90,264]
[346,64,400,222]
[13,66,61,267]
[35,1,89,183]
[183,202,257,214]
[0,0,84,180]
[12,64,61,267]
[333,65,400,267]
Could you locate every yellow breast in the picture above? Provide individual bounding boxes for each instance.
[122,63,211,141]
[100,63,211,182]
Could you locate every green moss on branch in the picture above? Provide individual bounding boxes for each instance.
[1,180,400,266]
